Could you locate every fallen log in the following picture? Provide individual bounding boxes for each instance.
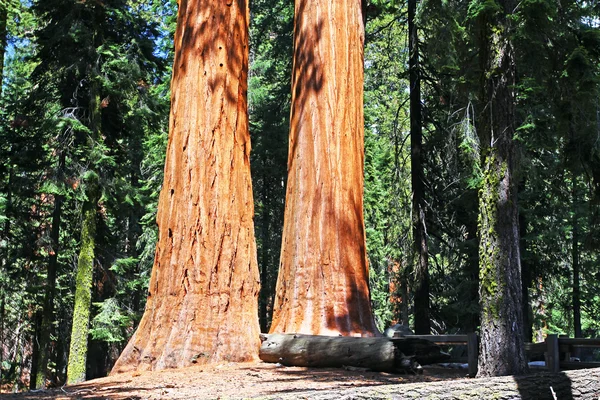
[257,367,600,400]
[259,333,448,373]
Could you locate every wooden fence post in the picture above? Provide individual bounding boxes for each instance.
[546,334,560,373]
[467,332,478,377]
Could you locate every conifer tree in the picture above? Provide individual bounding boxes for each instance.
[249,0,293,333]
[408,0,431,335]
[269,0,378,336]
[112,0,261,372]
[27,0,163,384]
[472,0,528,376]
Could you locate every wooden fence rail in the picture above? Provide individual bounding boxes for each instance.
[399,333,600,376]
[398,333,478,377]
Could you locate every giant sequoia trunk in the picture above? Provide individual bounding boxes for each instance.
[475,1,528,377]
[269,0,378,336]
[112,0,260,373]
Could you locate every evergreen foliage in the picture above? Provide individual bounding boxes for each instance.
[0,0,599,389]
[248,0,293,333]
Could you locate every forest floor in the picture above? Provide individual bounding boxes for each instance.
[0,361,467,399]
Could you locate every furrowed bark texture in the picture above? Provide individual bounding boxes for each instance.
[476,0,528,377]
[269,0,378,337]
[112,0,260,373]
[263,368,600,400]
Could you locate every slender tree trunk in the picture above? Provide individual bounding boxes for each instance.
[519,209,533,342]
[0,3,7,95]
[67,60,103,384]
[34,153,65,389]
[387,260,403,325]
[126,137,143,316]
[0,5,11,371]
[112,0,260,373]
[533,275,547,343]
[572,177,582,338]
[55,318,69,384]
[259,181,271,333]
[269,0,378,336]
[29,312,42,389]
[465,219,480,333]
[67,172,99,385]
[409,0,430,335]
[0,164,11,391]
[400,279,410,327]
[475,1,528,377]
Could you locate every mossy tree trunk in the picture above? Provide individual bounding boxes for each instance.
[475,0,528,377]
[67,59,103,385]
[269,0,378,336]
[111,0,260,373]
[66,172,99,385]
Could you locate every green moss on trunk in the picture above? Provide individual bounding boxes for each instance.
[67,172,99,385]
[478,151,508,321]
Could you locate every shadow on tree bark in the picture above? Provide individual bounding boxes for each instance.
[111,0,261,374]
[269,0,378,337]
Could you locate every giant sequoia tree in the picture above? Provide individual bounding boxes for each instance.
[111,0,261,373]
[269,0,378,336]
[474,0,528,376]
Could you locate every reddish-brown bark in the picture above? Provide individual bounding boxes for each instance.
[111,0,260,373]
[269,0,378,337]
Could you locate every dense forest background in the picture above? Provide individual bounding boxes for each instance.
[0,0,599,390]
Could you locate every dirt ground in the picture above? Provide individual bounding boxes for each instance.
[0,362,467,400]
